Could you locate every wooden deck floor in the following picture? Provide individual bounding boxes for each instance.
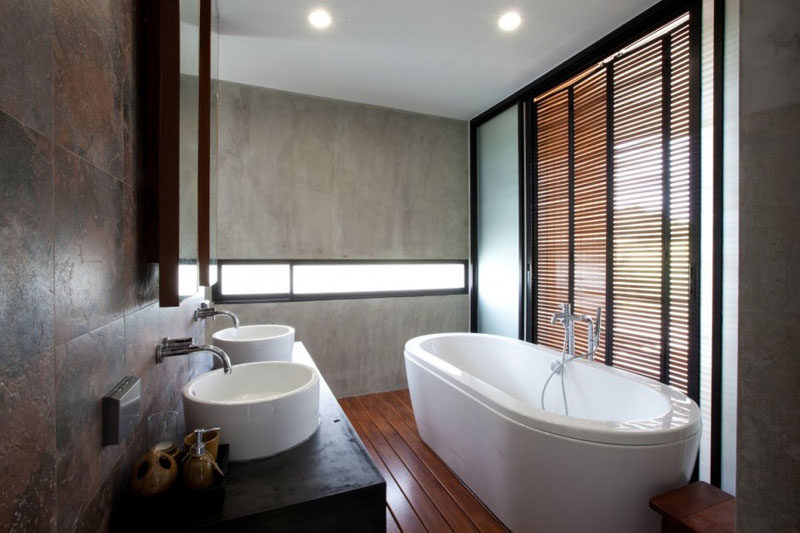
[339,390,508,533]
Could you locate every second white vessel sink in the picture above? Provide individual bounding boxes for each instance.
[183,361,320,461]
[212,324,295,364]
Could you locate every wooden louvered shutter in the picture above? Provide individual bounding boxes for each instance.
[534,90,570,350]
[573,68,608,361]
[532,14,696,394]
[610,37,667,383]
[666,22,693,391]
[610,20,694,390]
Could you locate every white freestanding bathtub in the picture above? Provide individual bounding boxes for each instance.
[404,333,701,533]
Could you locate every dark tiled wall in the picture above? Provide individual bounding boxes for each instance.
[0,1,212,531]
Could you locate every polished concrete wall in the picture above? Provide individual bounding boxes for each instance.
[207,295,469,397]
[214,82,469,397]
[216,82,468,260]
[737,0,800,528]
[0,1,211,530]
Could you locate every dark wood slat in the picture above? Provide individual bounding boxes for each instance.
[349,391,508,532]
[386,508,401,533]
[370,393,509,533]
[390,389,415,420]
[347,396,452,532]
[339,398,426,533]
[650,482,735,533]
[355,395,479,532]
[650,481,733,520]
[343,396,451,532]
[197,0,211,286]
[386,391,416,430]
[155,0,181,306]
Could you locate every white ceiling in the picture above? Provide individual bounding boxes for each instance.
[217,0,659,120]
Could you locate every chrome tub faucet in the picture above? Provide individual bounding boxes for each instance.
[550,303,602,361]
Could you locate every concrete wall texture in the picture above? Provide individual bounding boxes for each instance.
[214,82,469,396]
[207,295,469,397]
[737,0,800,529]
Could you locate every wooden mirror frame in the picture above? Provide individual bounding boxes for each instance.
[146,0,212,306]
[198,0,211,287]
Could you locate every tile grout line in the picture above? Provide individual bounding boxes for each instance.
[53,139,128,187]
[0,109,51,143]
[50,10,58,524]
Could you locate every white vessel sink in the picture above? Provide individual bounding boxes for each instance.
[183,361,319,461]
[212,324,295,364]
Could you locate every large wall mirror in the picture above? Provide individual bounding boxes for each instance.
[179,0,199,299]
[147,0,219,306]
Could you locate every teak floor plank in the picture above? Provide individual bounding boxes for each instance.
[339,398,425,533]
[342,391,509,532]
[344,396,452,532]
[390,389,416,420]
[386,508,401,533]
[372,392,509,532]
[355,395,478,532]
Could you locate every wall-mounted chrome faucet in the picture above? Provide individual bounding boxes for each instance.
[156,338,232,374]
[195,302,239,328]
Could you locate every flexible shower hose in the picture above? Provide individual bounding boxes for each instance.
[540,336,583,416]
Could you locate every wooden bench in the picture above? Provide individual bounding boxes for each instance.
[650,481,735,532]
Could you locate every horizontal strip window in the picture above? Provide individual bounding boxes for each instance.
[220,263,291,296]
[212,260,468,303]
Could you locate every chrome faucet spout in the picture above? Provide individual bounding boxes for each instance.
[156,338,232,374]
[195,302,239,328]
[202,345,233,374]
[217,310,240,329]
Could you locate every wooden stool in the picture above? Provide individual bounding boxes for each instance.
[649,481,735,532]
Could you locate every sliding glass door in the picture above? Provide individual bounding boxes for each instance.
[469,0,739,491]
[473,107,522,338]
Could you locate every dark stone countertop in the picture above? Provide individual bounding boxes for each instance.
[115,342,385,532]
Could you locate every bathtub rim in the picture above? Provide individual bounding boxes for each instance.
[404,332,701,446]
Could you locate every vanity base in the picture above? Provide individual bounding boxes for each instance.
[113,343,385,532]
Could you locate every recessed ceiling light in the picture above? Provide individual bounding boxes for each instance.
[308,8,332,29]
[498,11,522,32]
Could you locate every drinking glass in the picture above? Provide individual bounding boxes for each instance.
[147,411,179,455]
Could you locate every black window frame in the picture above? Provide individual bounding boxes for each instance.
[469,0,729,484]
[212,259,469,304]
[471,0,702,394]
